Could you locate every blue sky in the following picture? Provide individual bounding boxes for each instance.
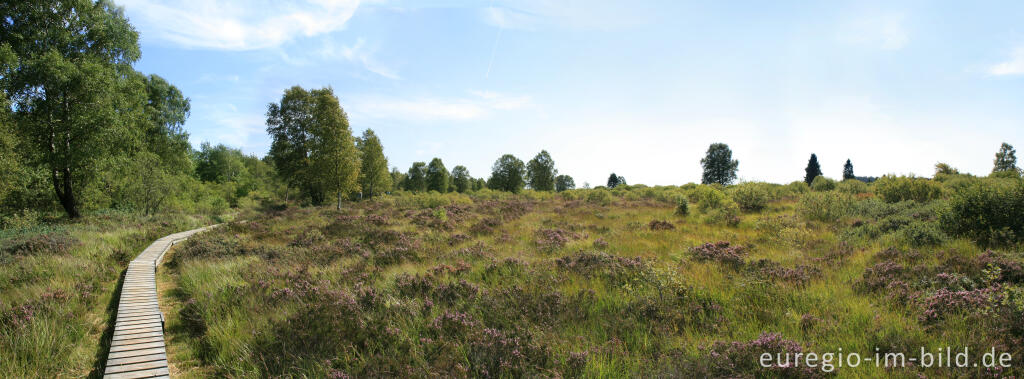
[120,0,1024,185]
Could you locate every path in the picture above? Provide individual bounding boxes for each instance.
[102,226,217,379]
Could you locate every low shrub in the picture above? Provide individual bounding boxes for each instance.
[899,221,947,247]
[690,241,747,267]
[797,192,853,222]
[836,179,869,195]
[648,220,675,231]
[874,175,944,203]
[810,176,836,191]
[687,333,828,378]
[730,182,770,212]
[1,233,78,256]
[674,197,689,216]
[941,179,1024,247]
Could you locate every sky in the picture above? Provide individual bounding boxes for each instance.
[119,0,1024,186]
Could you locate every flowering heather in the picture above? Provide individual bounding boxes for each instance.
[690,241,747,267]
[1,233,78,256]
[555,251,646,284]
[534,228,581,252]
[694,333,829,378]
[978,250,1024,284]
[431,310,480,336]
[448,233,472,246]
[648,220,675,231]
[856,261,905,293]
[919,286,1001,324]
[749,259,821,286]
[591,237,608,249]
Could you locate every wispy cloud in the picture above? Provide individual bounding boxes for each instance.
[988,47,1024,76]
[480,0,650,31]
[836,12,908,51]
[319,38,400,79]
[348,90,532,121]
[119,0,360,50]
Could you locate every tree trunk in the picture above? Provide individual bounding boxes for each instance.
[52,167,80,219]
[336,191,342,210]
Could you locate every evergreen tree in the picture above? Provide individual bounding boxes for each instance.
[607,173,621,188]
[842,159,854,180]
[404,162,427,192]
[804,154,822,185]
[700,143,739,185]
[993,142,1020,175]
[487,154,526,193]
[356,129,391,198]
[526,150,557,191]
[451,165,471,193]
[426,158,450,192]
[555,175,575,192]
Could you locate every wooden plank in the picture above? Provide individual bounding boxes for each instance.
[111,336,165,346]
[103,366,169,378]
[107,347,166,360]
[105,353,167,366]
[109,340,164,353]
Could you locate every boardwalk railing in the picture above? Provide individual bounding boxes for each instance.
[102,226,217,379]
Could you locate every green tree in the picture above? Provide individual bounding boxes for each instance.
[700,143,739,185]
[992,142,1020,176]
[426,158,450,192]
[488,154,526,193]
[526,150,557,191]
[473,178,486,191]
[195,143,248,183]
[356,129,391,198]
[389,167,404,192]
[451,165,471,193]
[1,0,145,218]
[804,154,822,185]
[555,174,575,192]
[266,86,359,207]
[142,74,191,174]
[404,162,427,192]
[842,159,854,180]
[607,173,620,188]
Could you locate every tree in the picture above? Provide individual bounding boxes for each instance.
[526,150,557,191]
[804,154,822,185]
[935,163,960,176]
[389,167,404,192]
[842,159,854,180]
[1,0,145,218]
[555,175,575,192]
[142,74,191,174]
[487,154,526,193]
[473,178,486,191]
[404,162,427,192]
[356,129,391,198]
[266,86,359,207]
[607,173,620,188]
[701,143,739,185]
[451,165,471,193]
[993,142,1020,175]
[195,143,248,183]
[426,158,450,192]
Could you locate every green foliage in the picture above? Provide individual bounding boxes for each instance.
[874,175,944,203]
[900,221,947,247]
[810,176,836,191]
[804,154,822,185]
[404,162,428,192]
[674,197,689,215]
[195,143,248,183]
[526,150,557,191]
[836,179,869,195]
[692,185,728,213]
[941,179,1024,247]
[730,182,770,212]
[992,142,1020,176]
[488,154,526,193]
[607,173,626,188]
[584,188,613,205]
[843,159,855,180]
[426,158,450,193]
[141,74,192,174]
[554,174,575,192]
[356,129,391,197]
[700,143,739,185]
[797,192,853,222]
[451,165,471,193]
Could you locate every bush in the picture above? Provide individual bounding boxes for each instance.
[674,197,689,216]
[810,176,836,191]
[584,189,613,206]
[941,179,1024,247]
[730,183,769,212]
[797,192,853,222]
[900,221,947,247]
[836,179,869,195]
[874,175,944,203]
[692,185,728,213]
[704,200,740,226]
[780,181,809,198]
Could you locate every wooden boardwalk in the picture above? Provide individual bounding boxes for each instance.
[103,226,216,379]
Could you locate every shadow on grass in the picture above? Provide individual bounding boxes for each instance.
[87,265,127,379]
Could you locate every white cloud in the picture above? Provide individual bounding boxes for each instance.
[347,90,532,121]
[119,0,360,50]
[988,47,1024,76]
[481,0,651,31]
[837,12,908,51]
[318,38,400,79]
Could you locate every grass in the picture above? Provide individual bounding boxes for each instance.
[157,189,1024,378]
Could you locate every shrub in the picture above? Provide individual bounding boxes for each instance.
[1,233,78,256]
[690,241,746,267]
[730,182,770,212]
[704,200,740,226]
[674,197,689,216]
[836,179,869,195]
[534,228,581,252]
[692,185,728,213]
[941,179,1024,247]
[810,176,836,191]
[797,192,853,222]
[584,189,613,206]
[899,221,947,247]
[780,181,809,198]
[874,175,944,203]
[688,333,827,378]
[648,220,675,231]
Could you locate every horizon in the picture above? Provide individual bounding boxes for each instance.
[121,0,1022,185]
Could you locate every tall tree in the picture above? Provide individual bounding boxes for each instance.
[195,143,247,183]
[487,154,526,193]
[526,150,557,191]
[555,174,575,192]
[607,173,620,188]
[356,129,390,198]
[451,165,471,193]
[804,154,822,185]
[993,142,1019,175]
[266,86,359,207]
[404,162,427,192]
[426,158,450,192]
[700,143,739,185]
[1,0,145,218]
[389,167,404,192]
[842,159,854,180]
[142,74,191,174]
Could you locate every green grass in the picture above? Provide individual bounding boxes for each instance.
[157,190,1024,378]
